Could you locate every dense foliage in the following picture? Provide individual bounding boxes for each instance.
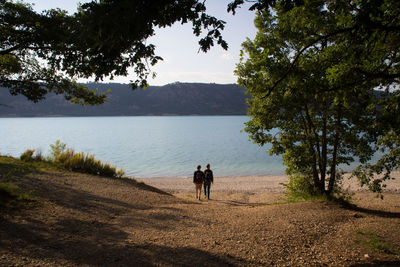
[236,0,400,196]
[1,0,228,104]
[3,0,398,107]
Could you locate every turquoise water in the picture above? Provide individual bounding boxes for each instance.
[0,116,284,177]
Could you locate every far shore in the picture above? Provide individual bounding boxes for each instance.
[136,171,400,194]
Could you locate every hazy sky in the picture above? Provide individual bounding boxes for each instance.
[23,1,257,86]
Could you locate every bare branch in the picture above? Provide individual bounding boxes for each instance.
[0,45,22,55]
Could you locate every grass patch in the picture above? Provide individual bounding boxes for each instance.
[278,185,332,204]
[286,193,331,204]
[0,156,39,209]
[354,229,398,255]
[0,182,35,209]
[0,155,37,180]
[186,194,194,199]
[1,155,59,179]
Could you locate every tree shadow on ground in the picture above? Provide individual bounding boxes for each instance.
[12,169,196,216]
[0,161,39,181]
[211,199,273,207]
[0,215,244,266]
[105,243,245,267]
[114,176,173,196]
[24,176,157,214]
[340,202,400,219]
[0,166,218,264]
[351,260,400,266]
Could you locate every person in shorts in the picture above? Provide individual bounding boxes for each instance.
[203,163,214,199]
[193,165,205,200]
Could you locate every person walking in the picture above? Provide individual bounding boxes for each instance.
[203,163,214,200]
[193,165,205,200]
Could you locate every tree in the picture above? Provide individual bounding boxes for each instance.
[1,1,105,104]
[2,0,398,105]
[352,89,400,196]
[1,0,227,104]
[232,0,400,93]
[235,0,399,197]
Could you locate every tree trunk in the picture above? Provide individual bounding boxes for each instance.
[304,104,324,194]
[328,107,342,194]
[321,111,327,193]
[328,137,338,194]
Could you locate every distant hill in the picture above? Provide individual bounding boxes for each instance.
[0,82,249,117]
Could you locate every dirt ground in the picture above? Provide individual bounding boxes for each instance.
[1,169,400,266]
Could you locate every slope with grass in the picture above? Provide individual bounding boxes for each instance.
[0,156,399,266]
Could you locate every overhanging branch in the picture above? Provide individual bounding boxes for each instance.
[0,45,21,55]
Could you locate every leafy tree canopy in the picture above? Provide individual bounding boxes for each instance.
[1,0,230,104]
[2,0,398,107]
[236,0,400,197]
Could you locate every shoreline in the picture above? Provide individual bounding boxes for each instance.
[136,172,400,194]
[136,175,288,193]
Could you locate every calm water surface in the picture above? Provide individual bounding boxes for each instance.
[0,116,284,177]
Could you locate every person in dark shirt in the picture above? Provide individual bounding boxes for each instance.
[193,165,205,200]
[203,163,214,200]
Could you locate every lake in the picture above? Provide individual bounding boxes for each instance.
[0,116,284,178]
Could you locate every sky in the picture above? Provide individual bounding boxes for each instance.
[23,0,258,86]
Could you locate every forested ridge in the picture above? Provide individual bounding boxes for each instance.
[0,82,248,117]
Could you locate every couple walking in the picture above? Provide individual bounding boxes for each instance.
[193,164,214,200]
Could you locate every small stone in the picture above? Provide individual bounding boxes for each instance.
[364,254,369,258]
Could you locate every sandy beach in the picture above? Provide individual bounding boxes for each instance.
[136,171,400,194]
[136,172,400,206]
[137,175,288,193]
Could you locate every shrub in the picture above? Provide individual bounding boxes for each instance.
[101,162,117,177]
[20,149,46,162]
[56,148,75,163]
[20,149,35,162]
[56,149,124,178]
[116,169,125,178]
[283,174,322,202]
[46,140,125,178]
[34,149,45,161]
[49,139,66,160]
[283,173,349,202]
